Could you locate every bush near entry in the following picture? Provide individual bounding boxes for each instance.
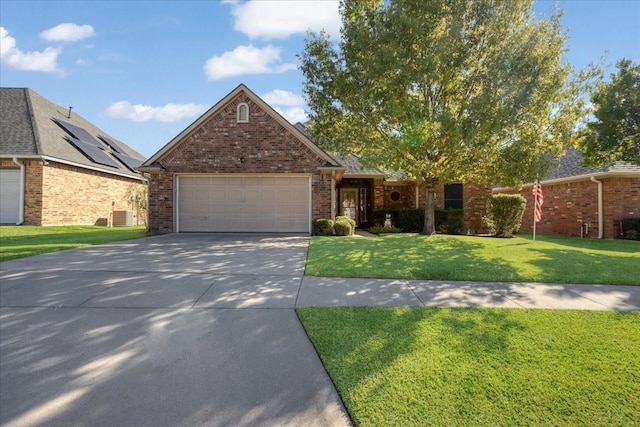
[313,218,335,236]
[373,208,464,234]
[334,216,356,236]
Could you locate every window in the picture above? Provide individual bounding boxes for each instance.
[390,191,400,201]
[237,103,249,123]
[444,183,463,209]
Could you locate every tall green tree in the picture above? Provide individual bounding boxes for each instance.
[300,0,592,234]
[581,59,640,166]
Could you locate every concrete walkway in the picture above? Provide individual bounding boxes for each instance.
[298,277,640,311]
[1,233,637,427]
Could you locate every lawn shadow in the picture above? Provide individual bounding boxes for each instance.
[524,245,640,286]
[307,234,524,283]
[297,306,527,425]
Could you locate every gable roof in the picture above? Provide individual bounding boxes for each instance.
[541,147,640,184]
[141,84,342,169]
[1,87,144,179]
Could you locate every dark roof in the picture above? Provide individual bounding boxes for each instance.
[331,153,385,176]
[293,121,385,176]
[1,88,144,179]
[543,147,640,182]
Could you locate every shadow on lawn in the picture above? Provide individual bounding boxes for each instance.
[298,306,527,424]
[524,246,640,286]
[310,234,523,282]
[517,233,640,253]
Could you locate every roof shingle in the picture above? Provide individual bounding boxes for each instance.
[1,87,144,179]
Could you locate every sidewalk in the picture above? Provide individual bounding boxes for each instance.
[297,277,640,311]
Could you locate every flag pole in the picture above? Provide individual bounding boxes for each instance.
[532,179,538,241]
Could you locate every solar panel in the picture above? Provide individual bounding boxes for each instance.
[67,137,120,168]
[112,151,143,172]
[98,135,122,153]
[55,119,103,147]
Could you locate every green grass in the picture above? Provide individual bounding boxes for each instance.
[298,307,640,427]
[0,225,152,262]
[305,233,640,285]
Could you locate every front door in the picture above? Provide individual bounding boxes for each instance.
[340,188,358,225]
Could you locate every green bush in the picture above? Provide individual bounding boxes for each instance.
[373,208,464,234]
[621,218,640,240]
[334,216,355,236]
[313,218,334,236]
[369,225,402,234]
[485,194,527,237]
[435,209,464,234]
[373,208,423,232]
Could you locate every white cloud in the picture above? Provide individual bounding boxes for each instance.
[0,27,61,72]
[105,101,210,122]
[203,44,296,81]
[230,0,341,39]
[274,106,308,124]
[40,23,95,42]
[262,89,304,107]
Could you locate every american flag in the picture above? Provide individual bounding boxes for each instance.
[532,182,544,222]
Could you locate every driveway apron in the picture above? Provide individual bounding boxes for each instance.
[0,234,351,427]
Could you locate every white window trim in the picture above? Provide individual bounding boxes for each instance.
[237,103,249,123]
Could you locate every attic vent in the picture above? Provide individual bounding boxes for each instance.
[237,103,249,123]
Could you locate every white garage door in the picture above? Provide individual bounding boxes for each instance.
[0,169,20,224]
[177,175,311,232]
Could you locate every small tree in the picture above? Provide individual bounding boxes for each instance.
[485,194,527,237]
[580,59,640,166]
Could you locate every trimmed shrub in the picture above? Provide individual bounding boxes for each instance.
[369,225,402,234]
[435,209,464,234]
[373,208,464,234]
[373,208,423,232]
[313,218,334,236]
[485,194,527,237]
[334,216,355,236]
[622,218,640,240]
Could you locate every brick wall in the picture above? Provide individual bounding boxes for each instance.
[413,182,491,234]
[1,158,144,226]
[497,176,640,239]
[147,93,332,233]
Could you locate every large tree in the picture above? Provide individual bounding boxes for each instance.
[580,59,640,166]
[300,0,591,234]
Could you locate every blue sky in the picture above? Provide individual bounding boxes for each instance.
[1,0,639,158]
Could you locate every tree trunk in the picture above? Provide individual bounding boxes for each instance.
[422,181,436,235]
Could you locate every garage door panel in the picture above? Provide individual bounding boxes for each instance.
[0,169,20,224]
[178,175,310,232]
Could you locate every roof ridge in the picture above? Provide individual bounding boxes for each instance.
[24,88,43,155]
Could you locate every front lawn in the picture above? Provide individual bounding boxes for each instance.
[298,307,640,427]
[0,225,151,262]
[305,234,640,285]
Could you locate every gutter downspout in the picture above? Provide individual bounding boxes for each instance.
[590,176,604,239]
[331,170,336,221]
[11,157,25,225]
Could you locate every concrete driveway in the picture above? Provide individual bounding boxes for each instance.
[0,234,351,427]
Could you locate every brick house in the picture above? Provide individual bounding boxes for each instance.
[0,88,146,226]
[495,147,640,239]
[141,84,491,234]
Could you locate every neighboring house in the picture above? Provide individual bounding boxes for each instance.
[495,147,640,239]
[0,88,146,226]
[141,84,491,234]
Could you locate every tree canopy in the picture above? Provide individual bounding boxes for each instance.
[300,0,592,234]
[580,59,640,166]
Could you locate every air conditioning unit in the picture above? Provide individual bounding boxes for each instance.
[112,210,134,226]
